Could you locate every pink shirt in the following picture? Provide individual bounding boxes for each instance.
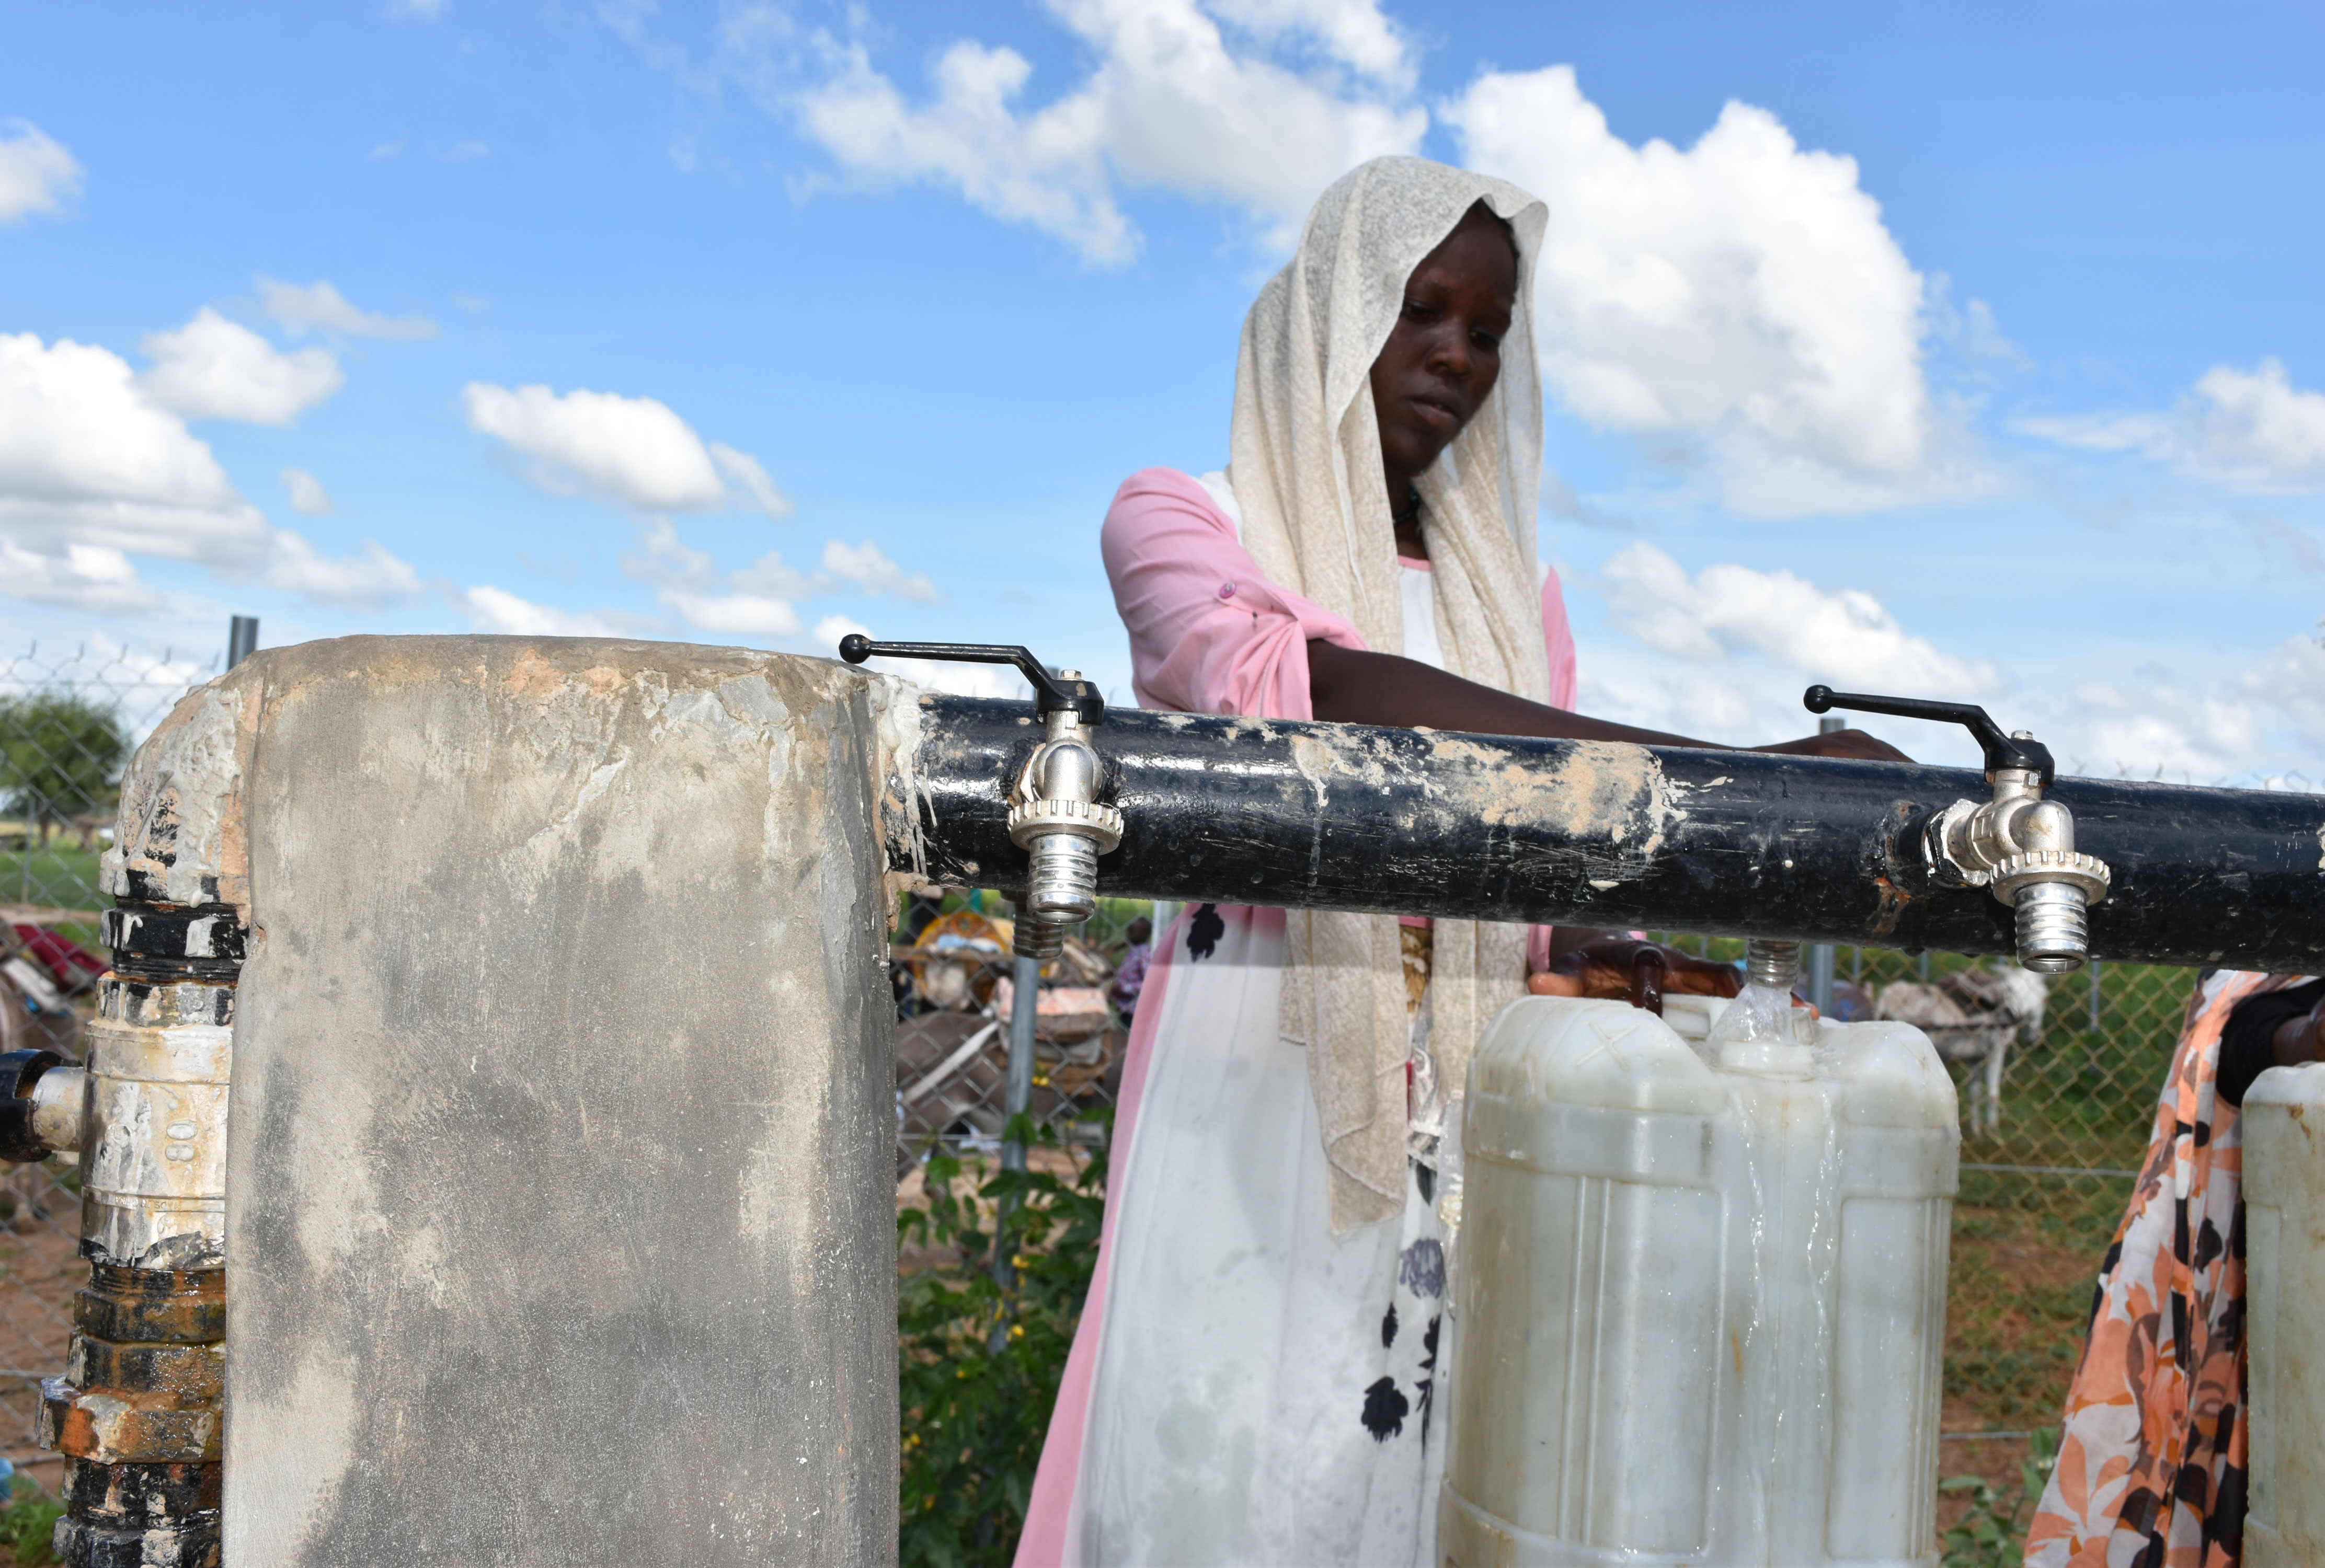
[1103,466,1579,966]
[1101,466,1579,721]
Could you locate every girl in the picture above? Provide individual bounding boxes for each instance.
[1020,155,1896,1568]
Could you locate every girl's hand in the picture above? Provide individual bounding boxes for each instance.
[2275,994,2325,1069]
[1528,938,1742,1013]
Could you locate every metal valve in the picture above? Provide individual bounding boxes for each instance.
[838,635,1120,958]
[0,1048,84,1163]
[1805,686,2110,973]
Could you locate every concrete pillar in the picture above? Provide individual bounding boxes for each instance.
[105,636,909,1566]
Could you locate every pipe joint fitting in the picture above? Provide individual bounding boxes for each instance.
[1921,744,2110,973]
[1804,689,2112,973]
[0,1049,82,1163]
[1008,685,1124,927]
[1744,939,1803,991]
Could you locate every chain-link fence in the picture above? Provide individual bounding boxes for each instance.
[890,904,2198,1455]
[2,642,221,1499]
[0,641,2253,1521]
[890,892,1151,1168]
[1643,933,2196,1514]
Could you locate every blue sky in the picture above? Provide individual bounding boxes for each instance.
[3,0,2321,779]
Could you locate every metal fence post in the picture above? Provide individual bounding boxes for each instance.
[227,617,258,668]
[2087,958,2106,1077]
[1002,951,1038,1174]
[992,948,1040,1296]
[1804,717,1844,1016]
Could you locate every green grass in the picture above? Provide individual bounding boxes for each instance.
[0,1476,63,1565]
[0,840,106,917]
[1941,1428,2059,1568]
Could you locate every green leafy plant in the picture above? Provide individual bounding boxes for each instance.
[1,1474,65,1565]
[1940,1426,2059,1568]
[0,694,130,843]
[898,1113,1108,1568]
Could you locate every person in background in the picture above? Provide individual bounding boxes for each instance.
[2027,971,2325,1566]
[1109,917,1152,1027]
[1018,155,1901,1568]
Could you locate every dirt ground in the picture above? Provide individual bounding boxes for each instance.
[0,1161,85,1505]
[1932,1202,2105,1537]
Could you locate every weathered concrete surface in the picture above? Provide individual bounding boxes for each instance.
[219,637,902,1565]
[101,668,262,910]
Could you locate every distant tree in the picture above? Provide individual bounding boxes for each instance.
[0,694,131,844]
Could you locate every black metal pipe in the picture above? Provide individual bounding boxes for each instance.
[896,697,2325,972]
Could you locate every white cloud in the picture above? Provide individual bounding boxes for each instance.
[661,590,804,637]
[256,278,439,341]
[138,308,343,426]
[0,335,415,616]
[732,549,819,600]
[1574,654,1757,742]
[814,613,1033,698]
[461,585,624,636]
[0,331,270,567]
[0,539,158,613]
[823,537,943,603]
[708,443,792,517]
[0,121,81,224]
[684,8,1965,513]
[2071,695,2258,781]
[387,0,450,18]
[265,531,423,608]
[2022,359,2325,493]
[0,332,418,615]
[1448,67,1932,497]
[2015,640,2325,784]
[280,467,335,517]
[622,518,817,639]
[621,515,718,584]
[463,382,789,515]
[787,0,1425,263]
[2239,634,2325,755]
[1602,542,1994,696]
[1208,0,1412,85]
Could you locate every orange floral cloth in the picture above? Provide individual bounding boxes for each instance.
[2026,969,2309,1568]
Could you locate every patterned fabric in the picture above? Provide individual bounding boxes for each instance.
[2026,970,2310,1568]
[1109,941,1150,1016]
[1399,923,1432,1016]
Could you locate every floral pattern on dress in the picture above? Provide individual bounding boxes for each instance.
[2025,970,2309,1568]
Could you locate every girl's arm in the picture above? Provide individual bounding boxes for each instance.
[1305,641,1907,760]
[2271,997,2325,1070]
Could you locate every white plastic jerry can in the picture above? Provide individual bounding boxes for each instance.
[2240,1059,2325,1568]
[1440,995,1959,1567]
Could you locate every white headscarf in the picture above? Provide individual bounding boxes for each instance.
[1230,155,1553,1235]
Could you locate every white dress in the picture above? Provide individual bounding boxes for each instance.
[1058,561,1453,1567]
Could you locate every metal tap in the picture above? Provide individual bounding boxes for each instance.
[0,1048,84,1163]
[1805,687,2110,972]
[838,634,1120,958]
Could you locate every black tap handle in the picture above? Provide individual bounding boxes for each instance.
[838,635,1105,724]
[1804,685,2053,785]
